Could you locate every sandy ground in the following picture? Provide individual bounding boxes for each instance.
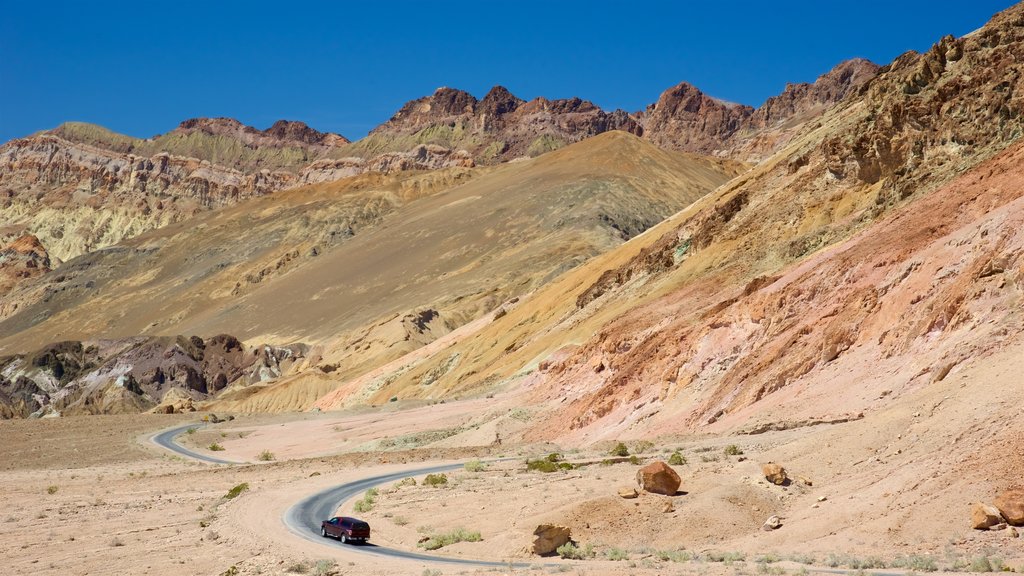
[0,340,1021,576]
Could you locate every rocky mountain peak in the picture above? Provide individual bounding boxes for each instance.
[479,85,524,116]
[173,117,348,147]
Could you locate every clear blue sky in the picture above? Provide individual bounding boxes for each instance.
[0,0,1016,143]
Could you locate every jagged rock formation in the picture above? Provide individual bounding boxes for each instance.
[353,85,642,163]
[0,334,305,418]
[0,235,51,298]
[641,59,881,159]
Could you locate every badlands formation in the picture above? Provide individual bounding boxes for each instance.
[2,4,1024,576]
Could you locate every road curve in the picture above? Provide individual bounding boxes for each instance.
[283,463,536,567]
[151,423,238,465]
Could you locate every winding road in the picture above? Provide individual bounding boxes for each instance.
[152,423,532,567]
[151,423,900,574]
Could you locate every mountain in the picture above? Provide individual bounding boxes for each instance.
[304,2,1024,447]
[0,133,742,415]
[349,86,642,163]
[0,119,471,264]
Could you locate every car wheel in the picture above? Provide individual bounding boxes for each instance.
[320,527,326,538]
[340,534,347,544]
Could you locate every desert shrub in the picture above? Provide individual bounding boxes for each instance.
[756,552,782,564]
[605,547,629,561]
[656,549,690,562]
[628,455,641,465]
[353,488,377,512]
[668,451,686,465]
[417,527,482,550]
[312,559,336,576]
[285,562,309,573]
[969,556,1003,573]
[422,473,448,487]
[557,542,596,559]
[464,460,486,472]
[46,485,58,495]
[186,427,196,435]
[527,459,575,472]
[707,551,746,563]
[395,477,417,488]
[610,442,629,457]
[220,566,239,576]
[257,450,275,461]
[224,483,249,499]
[723,444,744,456]
[392,515,409,526]
[632,440,654,454]
[546,453,562,462]
[208,443,225,451]
[891,555,939,572]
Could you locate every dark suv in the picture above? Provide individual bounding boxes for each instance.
[321,516,371,543]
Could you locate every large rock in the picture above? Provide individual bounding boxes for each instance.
[636,460,681,495]
[532,524,571,556]
[994,489,1024,526]
[971,502,1005,530]
[762,463,788,485]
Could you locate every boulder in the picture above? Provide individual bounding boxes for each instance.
[971,502,1004,530]
[618,487,638,499]
[636,461,681,496]
[994,489,1024,526]
[762,515,783,531]
[532,524,571,556]
[762,463,788,485]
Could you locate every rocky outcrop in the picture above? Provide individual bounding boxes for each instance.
[0,235,51,297]
[972,502,1006,529]
[366,85,642,163]
[641,59,880,158]
[532,524,571,555]
[174,117,350,148]
[299,145,474,185]
[0,334,306,418]
[995,489,1024,526]
[636,460,681,495]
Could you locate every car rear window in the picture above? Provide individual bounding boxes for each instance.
[353,522,370,530]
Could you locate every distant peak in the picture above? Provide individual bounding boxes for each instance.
[480,85,524,115]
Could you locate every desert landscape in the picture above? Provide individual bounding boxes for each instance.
[2,2,1024,575]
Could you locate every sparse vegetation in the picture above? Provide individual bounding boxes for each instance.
[186,427,196,435]
[668,451,686,465]
[312,559,336,576]
[46,485,58,495]
[891,555,939,572]
[656,549,691,563]
[724,444,744,456]
[257,450,275,461]
[706,551,746,563]
[208,442,225,451]
[392,515,409,526]
[224,483,249,499]
[610,442,629,457]
[632,440,654,454]
[557,542,596,559]
[353,488,377,513]
[395,477,417,488]
[464,460,486,472]
[526,458,575,472]
[628,455,641,465]
[605,547,629,561]
[422,473,448,487]
[417,527,482,550]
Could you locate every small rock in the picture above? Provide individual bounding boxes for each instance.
[990,523,1008,531]
[798,475,813,486]
[762,463,788,485]
[618,487,638,499]
[811,503,820,509]
[1008,526,1019,538]
[817,496,828,502]
[762,515,783,531]
[971,502,1004,530]
[532,524,571,556]
[636,461,682,495]
[994,489,1024,526]
[662,499,674,513]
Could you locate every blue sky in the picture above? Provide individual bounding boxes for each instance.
[0,0,1015,143]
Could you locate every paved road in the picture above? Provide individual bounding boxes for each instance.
[151,423,237,465]
[283,463,536,567]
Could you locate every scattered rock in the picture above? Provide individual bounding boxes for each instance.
[994,489,1024,526]
[817,495,828,502]
[762,463,788,485]
[797,475,813,486]
[1008,526,1019,538]
[662,499,675,513]
[990,523,1008,531]
[971,502,1005,530]
[618,487,638,499]
[532,524,571,556]
[636,460,682,495]
[762,515,783,531]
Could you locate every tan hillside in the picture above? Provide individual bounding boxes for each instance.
[0,132,740,415]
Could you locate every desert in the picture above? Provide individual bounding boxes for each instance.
[2,2,1024,575]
